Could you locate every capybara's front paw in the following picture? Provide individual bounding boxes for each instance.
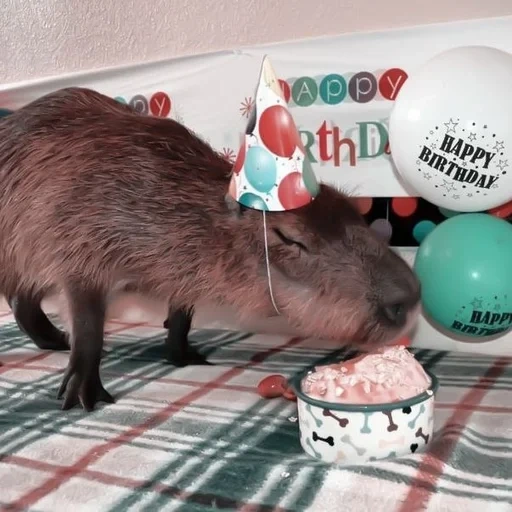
[41,332,70,352]
[166,344,212,367]
[57,364,115,411]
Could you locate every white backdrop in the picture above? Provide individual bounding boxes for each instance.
[2,15,512,197]
[1,16,511,354]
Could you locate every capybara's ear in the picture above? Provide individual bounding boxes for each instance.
[224,193,244,218]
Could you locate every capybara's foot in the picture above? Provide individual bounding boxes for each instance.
[41,334,70,352]
[164,305,212,367]
[167,344,212,367]
[57,364,115,411]
[8,294,70,351]
[57,283,112,411]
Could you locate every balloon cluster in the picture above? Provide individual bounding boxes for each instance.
[389,46,512,342]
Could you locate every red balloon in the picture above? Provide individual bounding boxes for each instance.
[257,374,286,399]
[392,197,418,217]
[488,200,512,219]
[278,172,314,210]
[258,105,298,158]
[233,142,245,174]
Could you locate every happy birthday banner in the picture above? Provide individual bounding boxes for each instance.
[1,16,512,197]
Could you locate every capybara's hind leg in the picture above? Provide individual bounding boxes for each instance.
[164,306,211,367]
[8,294,69,351]
[57,284,114,411]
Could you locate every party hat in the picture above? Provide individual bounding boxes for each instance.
[228,56,319,211]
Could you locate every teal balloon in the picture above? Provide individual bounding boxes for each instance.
[244,146,277,193]
[412,220,436,244]
[438,207,462,218]
[238,192,268,211]
[414,213,512,340]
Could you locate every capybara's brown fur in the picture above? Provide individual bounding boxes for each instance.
[0,87,420,411]
[3,89,151,357]
[3,88,186,363]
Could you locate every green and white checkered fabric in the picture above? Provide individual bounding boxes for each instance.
[0,310,510,512]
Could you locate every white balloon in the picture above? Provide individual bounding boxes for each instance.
[389,46,512,212]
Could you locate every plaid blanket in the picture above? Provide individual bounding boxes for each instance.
[0,308,510,512]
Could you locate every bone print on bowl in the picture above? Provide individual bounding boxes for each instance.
[292,369,439,465]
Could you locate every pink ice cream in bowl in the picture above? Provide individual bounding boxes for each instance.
[290,345,439,465]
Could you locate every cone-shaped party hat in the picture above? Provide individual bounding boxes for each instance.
[228,56,319,211]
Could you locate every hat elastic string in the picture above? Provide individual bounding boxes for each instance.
[262,209,280,315]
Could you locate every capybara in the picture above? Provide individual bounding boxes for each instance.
[4,91,182,364]
[0,87,420,411]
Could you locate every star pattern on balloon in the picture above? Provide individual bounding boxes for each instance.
[444,118,458,134]
[416,116,509,207]
[493,140,505,152]
[440,179,456,192]
[496,159,509,171]
[470,298,483,309]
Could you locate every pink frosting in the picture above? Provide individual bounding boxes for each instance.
[302,345,432,405]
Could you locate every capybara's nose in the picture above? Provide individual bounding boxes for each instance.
[379,280,421,328]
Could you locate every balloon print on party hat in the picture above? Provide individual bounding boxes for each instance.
[229,55,319,211]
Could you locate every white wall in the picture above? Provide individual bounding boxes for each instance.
[2,1,512,84]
